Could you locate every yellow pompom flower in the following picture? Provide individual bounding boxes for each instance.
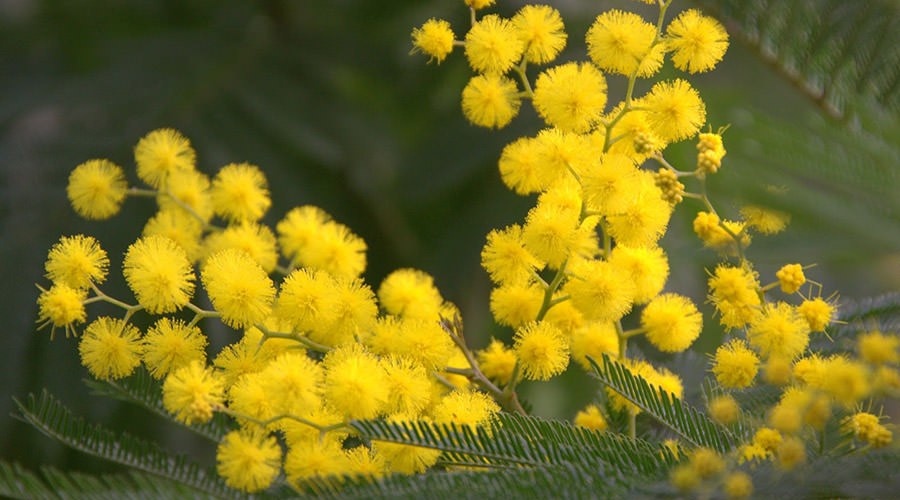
[216,429,281,493]
[382,355,433,416]
[747,302,810,359]
[512,5,566,64]
[604,171,673,247]
[752,427,782,453]
[142,317,207,379]
[581,153,640,215]
[708,264,761,330]
[608,245,669,305]
[203,222,278,273]
[378,269,444,321]
[532,62,607,133]
[565,259,635,323]
[858,330,899,365]
[574,404,608,432]
[586,10,664,77]
[345,446,386,478]
[297,220,367,279]
[797,297,835,332]
[776,263,806,294]
[276,205,331,262]
[723,472,753,499]
[67,159,128,220]
[162,360,225,424]
[45,234,108,290]
[521,202,580,269]
[689,447,725,478]
[643,79,706,143]
[433,390,500,431]
[285,438,348,483]
[134,128,196,189]
[366,317,455,370]
[461,73,521,129]
[817,356,870,408]
[465,0,495,10]
[693,211,749,251]
[708,394,740,425]
[792,354,827,387]
[143,209,204,261]
[666,9,729,74]
[157,169,214,223]
[497,136,549,195]
[776,436,806,470]
[569,321,619,370]
[312,276,378,347]
[844,412,893,448]
[740,205,790,235]
[213,330,272,386]
[476,339,518,385]
[762,355,793,386]
[641,293,702,353]
[210,163,271,223]
[531,128,599,189]
[514,321,569,381]
[481,224,543,285]
[259,351,324,416]
[490,282,543,328]
[711,339,759,389]
[78,317,143,380]
[375,414,442,475]
[275,268,337,334]
[411,18,455,63]
[670,465,699,493]
[201,248,275,329]
[36,283,87,338]
[323,345,389,419]
[464,15,524,74]
[123,235,195,314]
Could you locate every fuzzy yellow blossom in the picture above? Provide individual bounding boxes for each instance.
[776,436,806,470]
[844,412,893,448]
[285,438,348,483]
[574,404,608,431]
[857,330,899,366]
[776,263,806,294]
[375,414,442,475]
[162,360,225,424]
[532,62,607,133]
[586,10,664,77]
[693,211,749,251]
[817,356,870,408]
[762,355,793,386]
[512,5,566,64]
[275,268,338,334]
[411,19,455,63]
[689,448,725,478]
[464,15,524,74]
[669,464,699,492]
[708,264,761,330]
[476,339,518,385]
[708,394,740,425]
[381,355,433,416]
[378,268,444,321]
[569,321,619,370]
[323,345,389,419]
[565,259,635,323]
[740,205,790,235]
[210,163,271,223]
[497,137,550,195]
[711,339,759,388]
[608,245,669,304]
[259,352,324,416]
[531,129,600,189]
[461,74,521,129]
[481,224,543,285]
[36,284,87,338]
[521,201,580,269]
[641,293,703,353]
[123,235,195,314]
[157,169,213,222]
[224,372,278,426]
[45,235,108,290]
[723,472,753,499]
[797,297,835,332]
[697,132,726,174]
[465,0,495,10]
[344,446,386,478]
[67,159,128,220]
[78,317,143,380]
[134,128,196,189]
[297,220,367,279]
[604,172,673,248]
[143,209,204,261]
[748,302,810,359]
[643,79,706,143]
[666,9,729,74]
[792,354,827,387]
[313,276,378,347]
[142,318,207,379]
[203,222,279,273]
[433,390,500,432]
[514,321,569,381]
[201,248,275,329]
[276,205,331,262]
[216,429,281,493]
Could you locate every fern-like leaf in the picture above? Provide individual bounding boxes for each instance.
[83,368,235,442]
[588,354,737,453]
[10,390,240,499]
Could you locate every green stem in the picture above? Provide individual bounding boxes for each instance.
[259,328,332,354]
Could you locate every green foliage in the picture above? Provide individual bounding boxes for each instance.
[588,354,737,453]
[11,390,239,499]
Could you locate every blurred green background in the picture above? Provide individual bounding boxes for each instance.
[2,0,898,476]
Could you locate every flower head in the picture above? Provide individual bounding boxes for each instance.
[776,263,806,294]
[123,235,195,314]
[476,338,518,385]
[747,302,810,359]
[490,282,543,328]
[323,345,389,419]
[216,429,282,493]
[36,283,87,338]
[45,234,109,290]
[378,269,444,321]
[532,62,607,133]
[461,74,521,129]
[210,163,271,223]
[797,297,836,332]
[858,330,900,366]
[276,205,332,261]
[203,222,278,273]
[433,390,500,432]
[608,245,669,304]
[142,317,207,379]
[67,159,128,220]
[296,220,367,279]
[381,355,433,416]
[411,18,455,63]
[134,128,196,188]
[741,205,790,235]
[711,339,759,388]
[643,79,706,142]
[78,317,143,380]
[481,224,543,285]
[565,259,634,322]
[586,10,663,77]
[574,404,608,431]
[143,209,204,261]
[157,169,214,223]
[162,360,225,424]
[666,9,729,74]
[464,15,524,74]
[708,264,761,330]
[285,439,348,483]
[569,321,619,370]
[641,293,702,353]
[512,5,566,64]
[201,248,275,329]
[708,394,740,425]
[514,321,569,381]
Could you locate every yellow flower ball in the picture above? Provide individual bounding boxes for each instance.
[296,220,367,279]
[490,282,543,329]
[45,234,109,290]
[381,355,433,416]
[476,339,518,385]
[156,169,213,223]
[276,205,332,262]
[711,339,759,389]
[512,5,566,64]
[776,263,806,294]
[723,471,753,499]
[461,73,521,129]
[142,317,207,379]
[586,9,664,77]
[36,283,87,338]
[162,360,225,424]
[643,79,706,143]
[708,394,740,425]
[210,163,271,223]
[216,429,281,493]
[464,14,524,74]
[608,245,669,305]
[67,159,128,220]
[275,268,338,334]
[78,317,143,381]
[532,62,607,133]
[311,276,378,347]
[857,329,899,366]
[432,390,500,431]
[143,209,204,262]
[569,321,619,371]
[748,302,810,359]
[796,297,835,332]
[134,128,196,189]
[285,438,348,483]
[378,268,444,321]
[514,321,569,381]
[481,224,543,285]
[411,18,455,63]
[641,293,703,353]
[203,222,279,273]
[323,345,389,419]
[574,404,608,432]
[201,248,275,329]
[708,264,761,330]
[564,259,635,323]
[666,9,729,74]
[123,235,195,314]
